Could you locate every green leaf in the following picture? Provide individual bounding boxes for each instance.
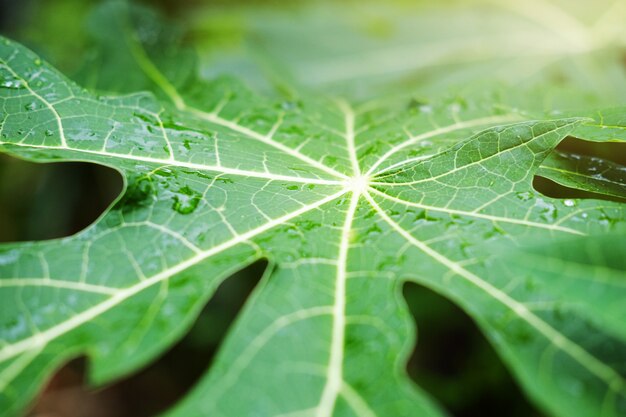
[539,151,626,199]
[570,108,626,143]
[12,0,626,106]
[493,234,626,341]
[1,25,625,417]
[537,108,626,198]
[184,0,626,104]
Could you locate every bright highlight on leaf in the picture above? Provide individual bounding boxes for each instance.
[0,1,625,417]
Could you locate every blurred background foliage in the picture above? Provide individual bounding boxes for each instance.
[0,0,625,416]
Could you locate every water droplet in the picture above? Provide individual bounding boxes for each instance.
[419,105,433,114]
[377,255,404,271]
[516,191,533,201]
[44,129,54,136]
[24,102,37,111]
[117,177,155,212]
[525,277,537,292]
[295,220,321,231]
[155,168,174,178]
[366,224,382,236]
[413,210,438,224]
[280,100,301,111]
[407,98,427,110]
[1,79,24,89]
[483,226,505,240]
[563,199,576,207]
[0,249,19,265]
[535,199,557,222]
[324,156,338,165]
[172,186,201,215]
[598,211,619,227]
[286,185,299,191]
[216,177,234,184]
[284,226,304,239]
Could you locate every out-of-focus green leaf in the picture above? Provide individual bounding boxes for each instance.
[539,151,626,199]
[186,0,626,104]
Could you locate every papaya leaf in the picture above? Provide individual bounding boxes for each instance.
[1,21,625,417]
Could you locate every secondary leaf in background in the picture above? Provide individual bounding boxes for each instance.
[537,107,626,199]
[185,0,626,104]
[1,27,626,417]
[9,0,626,106]
[539,151,626,200]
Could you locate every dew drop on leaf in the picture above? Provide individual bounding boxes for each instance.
[388,209,401,219]
[419,105,433,113]
[516,191,533,201]
[172,186,201,215]
[563,199,576,207]
[413,210,438,224]
[324,155,338,165]
[0,79,24,89]
[295,220,321,231]
[535,199,557,222]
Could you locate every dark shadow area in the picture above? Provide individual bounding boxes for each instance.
[403,282,545,417]
[0,0,31,34]
[533,176,626,202]
[27,260,267,417]
[558,136,626,165]
[533,137,626,201]
[0,154,123,242]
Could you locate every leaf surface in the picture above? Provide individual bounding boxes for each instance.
[539,151,626,199]
[1,23,626,417]
[186,0,626,104]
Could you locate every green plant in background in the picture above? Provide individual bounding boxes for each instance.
[1,1,625,417]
